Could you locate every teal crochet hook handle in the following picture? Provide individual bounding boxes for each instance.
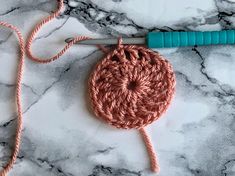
[147,30,235,48]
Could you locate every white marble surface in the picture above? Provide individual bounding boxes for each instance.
[0,0,235,175]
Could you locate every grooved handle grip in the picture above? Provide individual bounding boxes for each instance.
[147,30,235,48]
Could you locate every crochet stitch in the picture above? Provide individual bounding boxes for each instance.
[89,39,175,129]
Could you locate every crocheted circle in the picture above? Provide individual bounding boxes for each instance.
[89,43,176,129]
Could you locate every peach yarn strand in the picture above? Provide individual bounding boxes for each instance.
[140,128,160,173]
[25,0,90,64]
[0,22,24,176]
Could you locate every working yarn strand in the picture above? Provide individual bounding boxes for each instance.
[25,0,90,63]
[0,0,88,175]
[0,22,24,176]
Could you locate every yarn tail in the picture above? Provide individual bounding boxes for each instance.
[139,128,160,173]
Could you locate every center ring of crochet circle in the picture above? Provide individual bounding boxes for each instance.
[89,43,176,129]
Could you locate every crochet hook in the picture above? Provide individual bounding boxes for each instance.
[65,30,235,48]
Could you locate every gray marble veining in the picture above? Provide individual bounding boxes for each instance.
[0,0,235,175]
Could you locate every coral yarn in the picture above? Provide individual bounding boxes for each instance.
[89,39,175,129]
[0,21,24,176]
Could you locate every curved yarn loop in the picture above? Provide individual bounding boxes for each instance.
[25,0,91,63]
[0,22,24,176]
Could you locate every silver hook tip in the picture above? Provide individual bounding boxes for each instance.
[65,38,73,43]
